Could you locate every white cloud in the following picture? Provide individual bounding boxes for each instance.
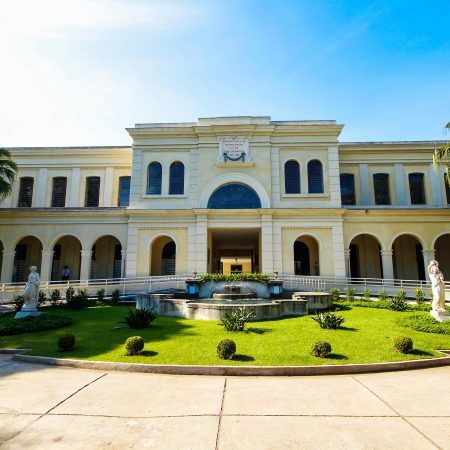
[0,0,206,39]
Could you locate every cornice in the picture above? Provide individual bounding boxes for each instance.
[278,146,327,151]
[138,226,188,231]
[137,147,192,153]
[281,225,333,229]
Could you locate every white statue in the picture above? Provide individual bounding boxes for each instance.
[428,260,446,312]
[15,265,41,318]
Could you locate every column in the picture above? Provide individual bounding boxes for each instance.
[328,146,341,205]
[331,223,346,277]
[395,164,406,205]
[359,163,371,205]
[80,250,92,281]
[195,215,208,273]
[40,250,54,282]
[125,225,138,277]
[422,249,435,271]
[272,224,282,274]
[121,249,127,278]
[35,168,48,207]
[344,249,351,277]
[1,251,15,283]
[69,168,81,207]
[270,148,281,207]
[429,163,443,206]
[380,249,394,280]
[129,149,143,208]
[103,167,114,207]
[261,214,274,273]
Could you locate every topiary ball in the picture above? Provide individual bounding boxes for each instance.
[58,333,75,351]
[393,336,413,354]
[217,339,236,360]
[310,340,332,358]
[125,336,144,356]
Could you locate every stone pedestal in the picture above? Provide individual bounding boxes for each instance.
[15,308,41,319]
[430,310,450,322]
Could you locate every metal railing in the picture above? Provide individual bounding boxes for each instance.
[1,273,449,304]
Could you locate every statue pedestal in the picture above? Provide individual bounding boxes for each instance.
[430,310,450,322]
[15,309,41,319]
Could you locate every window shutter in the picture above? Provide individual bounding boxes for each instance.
[118,176,131,206]
[147,163,162,195]
[18,177,34,207]
[409,173,426,205]
[340,174,355,205]
[373,174,391,205]
[169,162,184,195]
[308,160,323,194]
[284,161,300,194]
[51,177,67,207]
[85,177,100,207]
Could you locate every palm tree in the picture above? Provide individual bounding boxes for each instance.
[433,122,450,182]
[0,148,18,200]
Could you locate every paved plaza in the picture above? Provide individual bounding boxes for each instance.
[0,354,449,449]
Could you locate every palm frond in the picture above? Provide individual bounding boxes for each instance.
[0,148,18,199]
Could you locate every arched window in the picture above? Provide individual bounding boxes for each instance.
[340,173,355,205]
[409,172,426,205]
[284,160,300,194]
[169,161,184,195]
[147,162,162,195]
[207,183,261,209]
[307,160,323,194]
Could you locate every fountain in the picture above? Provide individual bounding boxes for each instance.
[136,277,332,321]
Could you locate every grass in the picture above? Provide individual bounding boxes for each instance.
[1,305,449,366]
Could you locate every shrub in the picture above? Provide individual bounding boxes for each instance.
[393,336,413,354]
[362,289,371,301]
[330,288,340,302]
[312,312,345,329]
[378,290,388,301]
[65,286,75,302]
[111,289,121,305]
[125,336,145,356]
[66,288,89,310]
[344,287,355,302]
[38,291,47,306]
[388,289,408,311]
[415,288,425,305]
[96,288,106,304]
[220,307,255,332]
[0,314,73,335]
[49,289,61,307]
[334,299,390,309]
[311,341,332,358]
[13,295,26,312]
[58,333,75,351]
[397,314,450,335]
[121,308,157,329]
[217,339,236,360]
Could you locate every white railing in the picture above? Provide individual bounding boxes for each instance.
[1,274,449,304]
[0,275,191,304]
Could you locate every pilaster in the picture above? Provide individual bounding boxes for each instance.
[331,223,346,276]
[80,250,92,281]
[359,163,371,205]
[429,164,443,206]
[35,168,48,207]
[195,215,208,273]
[103,167,114,207]
[395,164,406,205]
[380,249,394,280]
[261,214,274,273]
[69,168,81,207]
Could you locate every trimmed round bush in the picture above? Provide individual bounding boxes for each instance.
[217,339,236,360]
[58,333,75,351]
[311,340,332,358]
[125,336,145,356]
[393,336,413,354]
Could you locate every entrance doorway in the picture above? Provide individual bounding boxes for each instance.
[208,228,260,274]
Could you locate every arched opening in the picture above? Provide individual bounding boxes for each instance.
[169,161,185,195]
[90,236,122,280]
[434,234,450,279]
[294,236,320,275]
[150,236,176,276]
[12,236,43,282]
[147,162,162,195]
[349,234,382,278]
[51,236,81,281]
[392,234,425,281]
[207,183,261,209]
[307,160,324,194]
[284,160,300,194]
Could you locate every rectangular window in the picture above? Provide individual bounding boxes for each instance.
[51,177,67,207]
[373,173,391,205]
[85,176,100,207]
[118,176,131,206]
[17,177,34,207]
[409,173,426,205]
[340,174,356,205]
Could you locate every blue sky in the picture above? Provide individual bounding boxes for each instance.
[0,0,449,146]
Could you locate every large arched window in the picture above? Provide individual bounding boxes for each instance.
[284,160,300,194]
[207,183,261,209]
[147,162,162,195]
[307,160,323,193]
[169,161,184,195]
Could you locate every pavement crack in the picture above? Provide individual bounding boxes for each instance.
[401,417,443,450]
[44,372,108,415]
[215,377,227,450]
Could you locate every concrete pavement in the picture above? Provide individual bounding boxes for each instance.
[1,354,449,449]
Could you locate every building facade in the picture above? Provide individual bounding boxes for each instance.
[0,116,449,284]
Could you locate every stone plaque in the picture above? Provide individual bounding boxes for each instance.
[218,136,249,162]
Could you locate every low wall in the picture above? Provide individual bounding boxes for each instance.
[198,281,270,299]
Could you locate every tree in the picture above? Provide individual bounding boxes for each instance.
[0,148,18,200]
[433,122,450,182]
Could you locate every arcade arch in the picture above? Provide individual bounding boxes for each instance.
[349,234,382,279]
[293,235,320,276]
[12,236,43,282]
[392,234,425,281]
[150,236,176,276]
[90,235,122,279]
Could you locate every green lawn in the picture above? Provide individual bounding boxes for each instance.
[1,306,450,366]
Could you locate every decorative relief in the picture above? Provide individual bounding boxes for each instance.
[218,136,250,162]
